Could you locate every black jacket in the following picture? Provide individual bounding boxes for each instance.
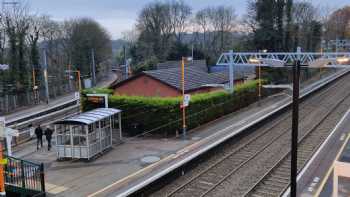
[45,128,53,140]
[35,127,43,138]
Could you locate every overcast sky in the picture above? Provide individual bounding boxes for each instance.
[26,0,349,39]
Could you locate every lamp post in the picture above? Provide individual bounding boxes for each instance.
[181,57,187,138]
[65,69,82,92]
[181,57,194,139]
[43,50,50,104]
[66,69,82,112]
[249,58,262,104]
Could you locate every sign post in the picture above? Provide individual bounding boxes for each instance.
[183,94,191,107]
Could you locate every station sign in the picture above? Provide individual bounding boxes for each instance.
[182,94,191,108]
[88,96,105,103]
[86,94,109,108]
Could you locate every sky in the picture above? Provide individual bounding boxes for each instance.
[24,0,350,39]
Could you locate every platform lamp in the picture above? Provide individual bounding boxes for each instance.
[65,69,82,92]
[249,58,263,105]
[181,57,193,139]
[65,69,82,112]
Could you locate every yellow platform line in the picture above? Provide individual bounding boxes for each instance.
[314,133,350,196]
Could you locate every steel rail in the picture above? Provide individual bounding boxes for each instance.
[166,71,348,197]
[242,89,350,197]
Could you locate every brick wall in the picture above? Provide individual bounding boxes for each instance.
[114,75,181,97]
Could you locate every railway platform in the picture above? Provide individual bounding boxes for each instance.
[4,93,76,123]
[295,106,350,197]
[9,69,350,197]
[4,72,118,123]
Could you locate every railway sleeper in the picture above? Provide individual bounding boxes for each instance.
[251,189,279,197]
[258,184,285,193]
[263,180,289,188]
[273,170,290,177]
[270,174,290,181]
[268,176,290,184]
[198,180,214,186]
[278,167,291,174]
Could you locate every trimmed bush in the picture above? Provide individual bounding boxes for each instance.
[82,80,268,137]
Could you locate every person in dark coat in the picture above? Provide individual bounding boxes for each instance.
[44,126,54,151]
[35,125,43,150]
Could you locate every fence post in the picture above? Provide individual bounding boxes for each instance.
[40,163,45,195]
[20,160,25,188]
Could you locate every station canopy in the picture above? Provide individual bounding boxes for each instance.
[55,108,121,125]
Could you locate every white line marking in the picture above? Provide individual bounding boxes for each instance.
[340,134,345,141]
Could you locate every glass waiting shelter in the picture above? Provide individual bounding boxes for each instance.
[54,108,122,160]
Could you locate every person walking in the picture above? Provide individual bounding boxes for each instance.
[35,125,43,150]
[28,124,35,139]
[45,126,54,151]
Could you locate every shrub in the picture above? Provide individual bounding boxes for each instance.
[82,80,268,137]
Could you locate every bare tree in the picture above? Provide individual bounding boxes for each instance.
[169,0,192,42]
[207,6,237,55]
[291,1,322,51]
[325,6,350,40]
[2,3,31,88]
[195,9,210,50]
[136,1,173,61]
[244,0,258,33]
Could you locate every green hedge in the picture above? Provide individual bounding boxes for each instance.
[82,80,268,137]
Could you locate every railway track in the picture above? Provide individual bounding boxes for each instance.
[243,92,350,196]
[6,99,79,143]
[150,73,350,197]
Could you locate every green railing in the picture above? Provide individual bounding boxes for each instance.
[4,156,45,197]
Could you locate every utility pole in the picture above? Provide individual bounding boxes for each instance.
[291,60,300,197]
[191,44,194,63]
[43,50,49,104]
[91,48,96,87]
[291,47,301,197]
[181,57,187,139]
[228,50,234,92]
[123,46,128,79]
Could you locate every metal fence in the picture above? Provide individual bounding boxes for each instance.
[4,156,45,196]
[0,83,76,115]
